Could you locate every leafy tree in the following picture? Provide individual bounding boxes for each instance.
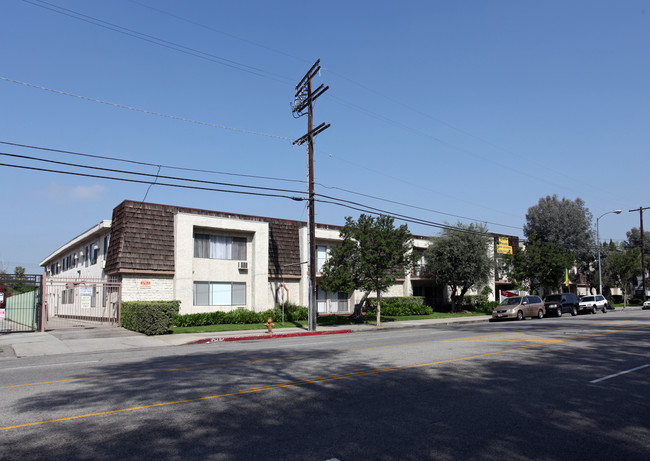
[603,246,641,305]
[10,266,34,294]
[319,214,416,326]
[624,227,650,254]
[524,195,594,260]
[424,222,493,312]
[504,235,574,293]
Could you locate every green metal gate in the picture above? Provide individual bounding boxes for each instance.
[0,274,42,333]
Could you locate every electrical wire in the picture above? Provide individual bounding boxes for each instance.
[0,77,292,142]
[22,0,292,84]
[1,140,522,230]
[0,152,512,237]
[0,152,308,196]
[0,140,303,184]
[0,161,305,202]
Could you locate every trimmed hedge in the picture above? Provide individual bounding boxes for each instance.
[461,295,488,308]
[365,296,433,316]
[172,303,308,328]
[121,300,180,336]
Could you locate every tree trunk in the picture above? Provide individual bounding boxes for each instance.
[350,291,369,319]
[376,291,382,327]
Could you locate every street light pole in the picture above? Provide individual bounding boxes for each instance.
[597,209,622,295]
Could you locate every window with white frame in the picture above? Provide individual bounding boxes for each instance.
[91,245,99,265]
[317,286,349,313]
[317,245,328,272]
[193,282,246,306]
[194,233,247,260]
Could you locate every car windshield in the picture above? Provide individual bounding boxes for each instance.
[581,296,594,302]
[544,295,562,302]
[500,297,522,306]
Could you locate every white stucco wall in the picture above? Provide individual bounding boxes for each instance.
[121,275,174,302]
[41,222,112,281]
[174,213,269,315]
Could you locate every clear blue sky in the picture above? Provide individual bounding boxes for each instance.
[2,0,649,273]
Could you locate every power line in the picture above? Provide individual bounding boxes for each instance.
[0,154,510,237]
[2,140,522,231]
[0,161,305,201]
[0,140,303,184]
[22,0,292,84]
[0,152,308,196]
[0,76,292,141]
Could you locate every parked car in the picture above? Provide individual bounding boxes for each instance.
[578,295,608,314]
[543,293,579,317]
[643,299,650,310]
[492,295,545,320]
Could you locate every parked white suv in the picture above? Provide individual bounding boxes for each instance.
[579,295,608,314]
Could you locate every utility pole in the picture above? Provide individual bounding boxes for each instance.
[292,59,330,331]
[629,206,650,302]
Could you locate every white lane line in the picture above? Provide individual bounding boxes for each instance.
[590,364,650,384]
[0,360,101,371]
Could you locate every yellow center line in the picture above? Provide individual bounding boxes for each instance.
[2,322,648,432]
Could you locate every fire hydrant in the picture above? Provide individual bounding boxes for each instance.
[264,317,274,334]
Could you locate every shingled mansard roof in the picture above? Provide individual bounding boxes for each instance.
[105,200,341,278]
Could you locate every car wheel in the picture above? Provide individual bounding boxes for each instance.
[571,307,577,316]
[602,306,607,313]
[538,309,544,319]
[517,310,524,320]
[592,306,597,314]
[557,308,562,317]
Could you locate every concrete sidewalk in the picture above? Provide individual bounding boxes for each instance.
[0,315,492,359]
[1,306,643,359]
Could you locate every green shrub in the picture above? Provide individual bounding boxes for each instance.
[365,296,432,316]
[172,303,309,328]
[461,295,489,309]
[473,301,499,314]
[122,301,180,335]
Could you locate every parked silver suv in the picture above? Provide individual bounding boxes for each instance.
[578,295,608,314]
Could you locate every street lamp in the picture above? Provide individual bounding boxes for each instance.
[597,209,622,295]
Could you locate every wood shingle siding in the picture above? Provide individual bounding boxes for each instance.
[105,200,332,278]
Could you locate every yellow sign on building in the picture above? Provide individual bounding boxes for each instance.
[496,237,513,254]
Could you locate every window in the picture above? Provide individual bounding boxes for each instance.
[91,245,99,265]
[193,282,246,306]
[61,288,74,304]
[103,235,109,255]
[194,233,247,260]
[317,286,349,313]
[317,245,328,272]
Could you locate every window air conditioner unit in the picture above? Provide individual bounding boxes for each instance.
[237,261,249,270]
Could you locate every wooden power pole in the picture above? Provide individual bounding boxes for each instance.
[629,206,650,302]
[292,60,330,331]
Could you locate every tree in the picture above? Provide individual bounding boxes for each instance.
[10,266,33,294]
[504,235,575,294]
[603,246,641,306]
[624,227,650,254]
[523,195,594,260]
[319,214,416,326]
[424,222,492,312]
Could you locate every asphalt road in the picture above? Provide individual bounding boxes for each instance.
[1,310,649,460]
